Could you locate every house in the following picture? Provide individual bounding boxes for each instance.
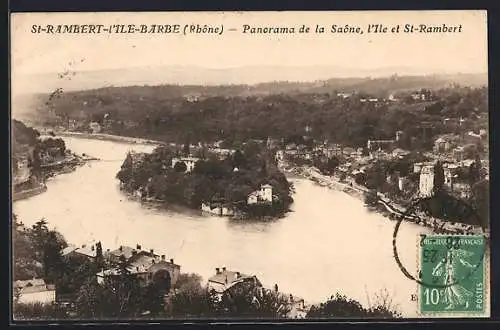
[201,201,234,217]
[337,92,352,99]
[171,156,200,173]
[107,244,160,264]
[411,90,430,101]
[342,147,357,157]
[283,294,307,319]
[388,94,398,102]
[89,121,101,134]
[419,165,434,197]
[62,241,102,261]
[247,184,273,205]
[367,139,395,152]
[98,252,180,288]
[395,131,404,142]
[275,150,285,162]
[453,146,465,162]
[207,267,262,296]
[391,148,410,159]
[398,176,408,191]
[433,135,459,153]
[13,279,56,305]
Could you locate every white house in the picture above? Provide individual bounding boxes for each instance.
[419,165,434,197]
[247,184,273,205]
[13,279,56,305]
[171,156,200,173]
[89,121,101,134]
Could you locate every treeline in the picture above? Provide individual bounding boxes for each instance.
[116,142,294,217]
[40,84,487,150]
[12,119,40,155]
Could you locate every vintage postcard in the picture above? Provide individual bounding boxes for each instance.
[10,11,490,321]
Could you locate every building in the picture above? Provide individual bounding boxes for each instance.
[283,294,307,319]
[391,148,410,159]
[395,131,404,142]
[171,156,200,173]
[107,244,161,263]
[398,176,408,191]
[453,146,465,162]
[13,279,56,305]
[62,242,102,261]
[433,135,459,154]
[207,267,262,296]
[201,202,234,217]
[367,139,395,152]
[247,184,273,205]
[89,122,101,134]
[419,165,434,197]
[275,150,285,162]
[98,250,180,288]
[342,147,357,158]
[444,167,453,190]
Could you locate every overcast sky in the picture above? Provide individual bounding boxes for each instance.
[11,10,487,89]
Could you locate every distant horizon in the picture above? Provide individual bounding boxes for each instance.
[16,64,488,77]
[11,65,488,98]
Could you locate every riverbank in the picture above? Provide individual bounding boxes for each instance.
[54,131,165,146]
[12,153,98,203]
[278,161,485,236]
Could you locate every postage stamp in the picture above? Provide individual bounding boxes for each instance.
[418,234,488,316]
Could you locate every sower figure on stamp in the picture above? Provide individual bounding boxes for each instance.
[432,249,475,310]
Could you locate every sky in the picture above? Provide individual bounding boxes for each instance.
[11,11,488,86]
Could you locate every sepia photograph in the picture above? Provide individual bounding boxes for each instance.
[10,11,490,321]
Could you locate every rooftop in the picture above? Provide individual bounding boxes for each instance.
[14,279,55,294]
[208,269,253,286]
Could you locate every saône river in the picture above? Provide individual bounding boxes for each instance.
[13,136,431,317]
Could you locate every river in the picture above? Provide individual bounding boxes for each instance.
[13,136,432,317]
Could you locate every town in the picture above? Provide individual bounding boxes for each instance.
[12,82,489,320]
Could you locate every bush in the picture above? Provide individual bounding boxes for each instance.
[13,302,68,320]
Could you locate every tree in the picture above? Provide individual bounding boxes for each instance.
[95,241,104,270]
[364,189,378,207]
[233,150,246,169]
[306,293,366,318]
[433,161,445,196]
[468,155,482,187]
[469,179,489,229]
[173,161,187,173]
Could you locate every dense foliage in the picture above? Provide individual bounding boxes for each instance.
[307,291,401,319]
[39,84,486,151]
[116,143,294,218]
[12,216,67,283]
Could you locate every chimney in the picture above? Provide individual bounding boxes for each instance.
[161,255,165,261]
[216,268,220,274]
[170,258,174,264]
[150,249,154,254]
[137,244,141,250]
[132,250,137,256]
[91,245,95,251]
[236,272,240,278]
[222,267,226,272]
[119,246,123,252]
[81,244,85,248]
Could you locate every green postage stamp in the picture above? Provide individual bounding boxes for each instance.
[418,234,489,316]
